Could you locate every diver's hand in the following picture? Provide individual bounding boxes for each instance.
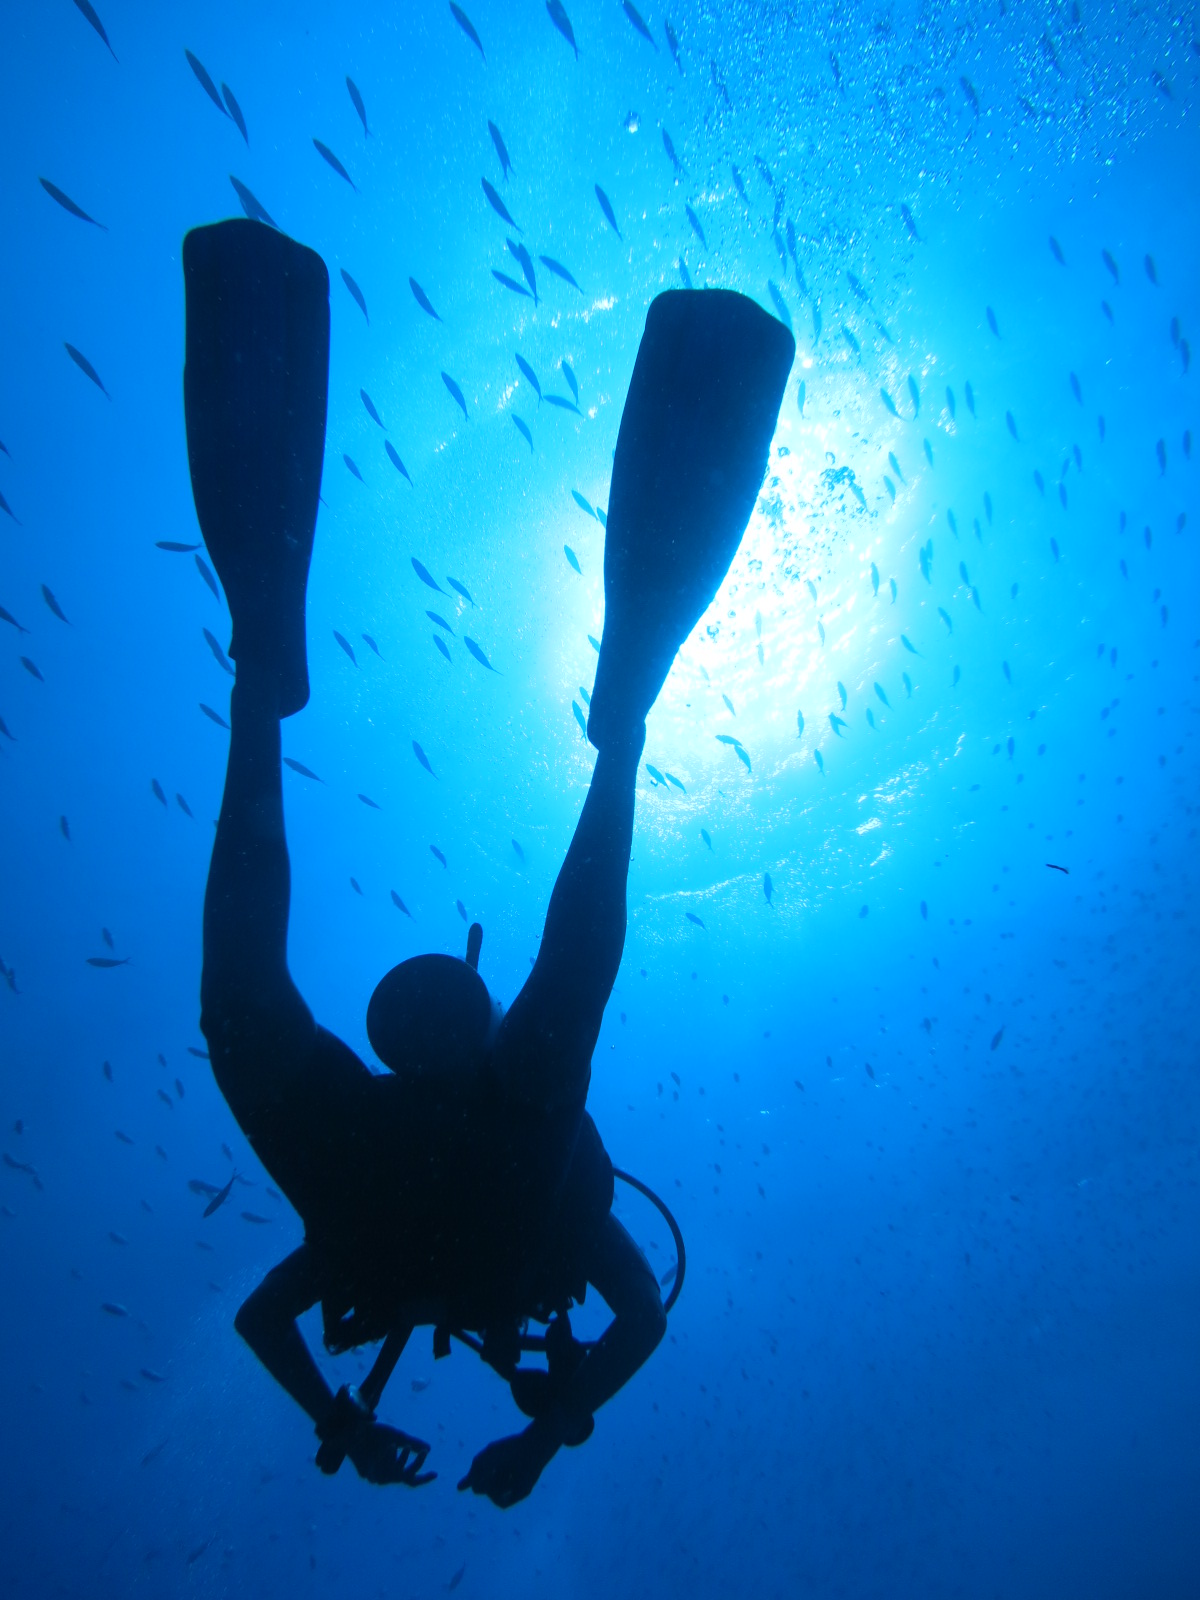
[457,1424,557,1509]
[346,1421,436,1487]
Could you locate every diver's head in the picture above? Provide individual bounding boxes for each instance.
[366,922,503,1078]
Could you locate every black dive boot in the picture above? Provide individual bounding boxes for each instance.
[183,218,330,717]
[587,290,794,750]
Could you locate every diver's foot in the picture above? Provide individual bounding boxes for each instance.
[587,289,794,750]
[183,218,331,717]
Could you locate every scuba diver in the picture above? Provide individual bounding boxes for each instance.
[183,218,793,1508]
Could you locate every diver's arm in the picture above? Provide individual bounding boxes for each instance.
[234,1244,332,1425]
[538,1211,667,1443]
[458,1213,665,1507]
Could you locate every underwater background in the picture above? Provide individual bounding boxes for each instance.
[1,1,1197,1595]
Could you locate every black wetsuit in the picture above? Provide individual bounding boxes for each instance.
[199,665,642,1343]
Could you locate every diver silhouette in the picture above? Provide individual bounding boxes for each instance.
[183,218,793,1507]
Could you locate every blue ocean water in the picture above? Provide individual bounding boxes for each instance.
[1,1,1197,1594]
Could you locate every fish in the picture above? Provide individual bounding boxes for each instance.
[645,763,666,785]
[0,605,28,633]
[508,239,538,300]
[984,492,993,522]
[714,734,743,746]
[1050,235,1065,265]
[623,1,657,47]
[767,281,791,330]
[990,1027,1004,1052]
[842,325,860,357]
[665,772,686,792]
[562,365,581,408]
[450,2,485,57]
[492,270,531,299]
[662,128,684,174]
[1101,248,1119,285]
[41,585,70,624]
[722,693,735,714]
[346,76,371,137]
[837,681,847,710]
[350,876,362,897]
[847,271,869,303]
[513,416,533,451]
[1156,438,1167,476]
[829,713,846,736]
[880,388,899,418]
[101,1302,129,1318]
[735,745,751,772]
[516,354,542,402]
[571,700,587,738]
[923,438,934,466]
[200,703,229,729]
[900,203,919,241]
[341,269,369,322]
[181,51,225,117]
[357,391,385,431]
[907,375,920,416]
[358,793,381,810]
[87,956,130,968]
[195,556,219,599]
[874,682,890,707]
[796,379,805,415]
[901,634,920,655]
[890,579,898,602]
[72,0,117,58]
[870,563,880,597]
[546,0,578,57]
[564,545,582,573]
[386,443,412,484]
[413,743,436,779]
[442,373,469,420]
[945,386,956,419]
[1005,411,1019,441]
[938,607,953,633]
[333,630,358,665]
[230,175,275,228]
[410,279,440,321]
[64,343,109,398]
[202,1172,237,1217]
[888,451,904,483]
[222,84,248,143]
[961,75,980,116]
[986,306,1000,337]
[155,540,200,553]
[391,890,413,916]
[539,255,585,300]
[763,873,773,905]
[684,204,706,247]
[1002,660,1012,684]
[448,578,475,606]
[488,121,512,179]
[730,164,748,203]
[20,657,44,682]
[902,671,912,696]
[464,637,497,671]
[202,627,234,677]
[965,381,976,416]
[283,757,323,782]
[947,510,958,537]
[571,490,593,518]
[813,748,824,773]
[686,912,706,929]
[1046,862,1069,874]
[241,1212,270,1225]
[39,178,106,229]
[700,829,712,850]
[433,635,452,662]
[313,139,356,190]
[588,634,600,652]
[59,814,71,841]
[865,709,877,730]
[595,185,622,238]
[481,178,519,231]
[430,845,447,868]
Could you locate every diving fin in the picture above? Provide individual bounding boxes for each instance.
[588,289,794,749]
[183,218,330,717]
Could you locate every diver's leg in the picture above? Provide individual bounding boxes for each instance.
[494,722,645,1112]
[200,658,318,1145]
